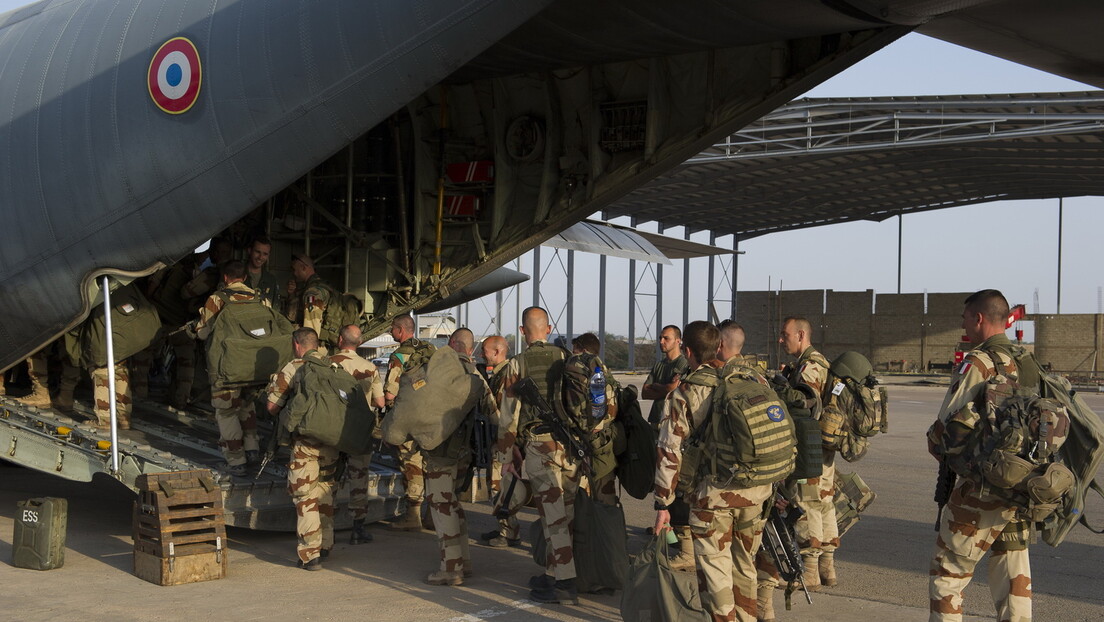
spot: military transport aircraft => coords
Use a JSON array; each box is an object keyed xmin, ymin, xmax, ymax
[{"xmin": 2, "ymin": 0, "xmax": 1102, "ymax": 528}]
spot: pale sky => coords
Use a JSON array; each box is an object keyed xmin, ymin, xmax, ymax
[{"xmin": 2, "ymin": 1, "xmax": 1099, "ymax": 341}]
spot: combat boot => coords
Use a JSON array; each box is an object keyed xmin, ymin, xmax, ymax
[
  {"xmin": 819, "ymin": 552, "xmax": 837, "ymax": 586},
  {"xmin": 20, "ymin": 380, "xmax": 51, "ymax": 408},
  {"xmin": 350, "ymin": 519, "xmax": 373, "ymax": 544},
  {"xmin": 529, "ymin": 578, "xmax": 579, "ymax": 605},
  {"xmin": 425, "ymin": 569, "xmax": 463, "ymax": 586},
  {"xmin": 801, "ymin": 554, "xmax": 822, "ymax": 592},
  {"xmin": 668, "ymin": 526, "xmax": 695, "ymax": 571},
  {"xmin": 389, "ymin": 500, "xmax": 423, "ymax": 531},
  {"xmin": 52, "ymin": 387, "xmax": 75, "ymax": 415},
  {"xmin": 757, "ymin": 585, "xmax": 775, "ymax": 622}
]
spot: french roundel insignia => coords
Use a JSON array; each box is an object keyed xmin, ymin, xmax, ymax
[
  {"xmin": 766, "ymin": 405, "xmax": 785, "ymax": 422},
  {"xmin": 148, "ymin": 37, "xmax": 202, "ymax": 114}
]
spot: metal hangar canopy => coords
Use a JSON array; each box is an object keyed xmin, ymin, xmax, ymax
[{"xmin": 605, "ymin": 91, "xmax": 1104, "ymax": 240}]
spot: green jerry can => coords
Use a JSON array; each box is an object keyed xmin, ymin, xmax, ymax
[{"xmin": 12, "ymin": 497, "xmax": 68, "ymax": 570}]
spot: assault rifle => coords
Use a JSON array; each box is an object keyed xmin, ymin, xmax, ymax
[
  {"xmin": 513, "ymin": 377, "xmax": 591, "ymax": 473},
  {"xmin": 761, "ymin": 493, "xmax": 812, "ymax": 610},
  {"xmin": 934, "ymin": 458, "xmax": 957, "ymax": 531}
]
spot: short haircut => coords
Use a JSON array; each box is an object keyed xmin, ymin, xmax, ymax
[
  {"xmin": 339, "ymin": 324, "xmax": 362, "ymax": 347},
  {"xmin": 783, "ymin": 316, "xmax": 812, "ymax": 337},
  {"xmin": 293, "ymin": 327, "xmax": 320, "ymax": 349},
  {"xmin": 571, "ymin": 332, "xmax": 601, "ymax": 355},
  {"xmin": 719, "ymin": 321, "xmax": 746, "ymax": 350},
  {"xmin": 449, "ymin": 327, "xmax": 475, "ymax": 353},
  {"xmin": 483, "ymin": 335, "xmax": 508, "ymax": 355},
  {"xmin": 522, "ymin": 306, "xmax": 550, "ymax": 331},
  {"xmin": 252, "ymin": 235, "xmax": 272, "ymax": 249},
  {"xmin": 291, "ymin": 253, "xmax": 314, "ymax": 269},
  {"xmin": 661, "ymin": 324, "xmax": 682, "ymax": 340},
  {"xmin": 683, "ymin": 321, "xmax": 720, "ymax": 362},
  {"xmin": 221, "ymin": 260, "xmax": 246, "ymax": 281},
  {"xmin": 392, "ymin": 314, "xmax": 415, "ymax": 333},
  {"xmin": 964, "ymin": 289, "xmax": 1010, "ymax": 325}
]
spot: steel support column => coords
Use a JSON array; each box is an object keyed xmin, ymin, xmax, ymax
[
  {"xmin": 599, "ymin": 255, "xmax": 607, "ymax": 359},
  {"xmin": 566, "ymin": 249, "xmax": 575, "ymax": 340}
]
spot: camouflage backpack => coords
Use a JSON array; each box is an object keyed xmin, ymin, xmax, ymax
[
  {"xmin": 281, "ymin": 355, "xmax": 375, "ymax": 454},
  {"xmin": 205, "ymin": 292, "xmax": 294, "ymax": 389},
  {"xmin": 312, "ymin": 279, "xmax": 362, "ymax": 344},
  {"xmin": 561, "ymin": 353, "xmax": 622, "ymax": 480},
  {"xmin": 820, "ymin": 351, "xmax": 888, "ymax": 462},
  {"xmin": 681, "ymin": 365, "xmax": 796, "ymax": 491},
  {"xmin": 957, "ymin": 347, "xmax": 1075, "ymax": 523},
  {"xmin": 78, "ymin": 283, "xmax": 162, "ymax": 368}
]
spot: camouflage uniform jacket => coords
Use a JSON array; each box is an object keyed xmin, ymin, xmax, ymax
[
  {"xmin": 488, "ymin": 360, "xmax": 509, "ymax": 406},
  {"xmin": 298, "ymin": 274, "xmax": 333, "ymax": 335},
  {"xmin": 266, "ymin": 349, "xmax": 327, "ymax": 410},
  {"xmin": 330, "ymin": 350, "xmax": 385, "ymax": 406},
  {"xmin": 791, "ymin": 346, "xmax": 830, "ymax": 395},
  {"xmin": 193, "ymin": 281, "xmax": 266, "ymax": 341},
  {"xmin": 654, "ymin": 360, "xmax": 774, "ymax": 510},
  {"xmin": 384, "ymin": 337, "xmax": 436, "ymax": 401},
  {"xmin": 927, "ymin": 334, "xmax": 1025, "ymax": 468}
]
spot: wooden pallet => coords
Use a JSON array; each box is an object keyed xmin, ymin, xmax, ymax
[{"xmin": 132, "ymin": 470, "xmax": 227, "ymax": 585}]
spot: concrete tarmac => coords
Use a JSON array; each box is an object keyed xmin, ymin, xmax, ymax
[{"xmin": 1, "ymin": 380, "xmax": 1102, "ymax": 621}]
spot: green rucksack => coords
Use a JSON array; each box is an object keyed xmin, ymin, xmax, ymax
[
  {"xmin": 79, "ymin": 283, "xmax": 162, "ymax": 368},
  {"xmin": 820, "ymin": 351, "xmax": 888, "ymax": 463},
  {"xmin": 281, "ymin": 355, "xmax": 376, "ymax": 454},
  {"xmin": 561, "ymin": 353, "xmax": 621, "ymax": 480},
  {"xmin": 312, "ymin": 280, "xmax": 362, "ymax": 344},
  {"xmin": 705, "ymin": 366, "xmax": 796, "ymax": 488},
  {"xmin": 530, "ymin": 489, "xmax": 629, "ymax": 594},
  {"xmin": 1037, "ymin": 373, "xmax": 1104, "ymax": 546},
  {"xmin": 205, "ymin": 293, "xmax": 294, "ymax": 389}
]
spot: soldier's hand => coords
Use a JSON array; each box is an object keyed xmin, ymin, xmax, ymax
[
  {"xmin": 654, "ymin": 509, "xmax": 671, "ymax": 537},
  {"xmin": 286, "ymin": 279, "xmax": 297, "ymax": 295},
  {"xmin": 501, "ymin": 461, "xmax": 519, "ymax": 479}
]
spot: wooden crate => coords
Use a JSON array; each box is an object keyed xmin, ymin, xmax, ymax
[
  {"xmin": 134, "ymin": 549, "xmax": 226, "ymax": 586},
  {"xmin": 132, "ymin": 470, "xmax": 228, "ymax": 585}
]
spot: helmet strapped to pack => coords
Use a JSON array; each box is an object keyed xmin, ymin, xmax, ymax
[{"xmin": 820, "ymin": 351, "xmax": 888, "ymax": 463}]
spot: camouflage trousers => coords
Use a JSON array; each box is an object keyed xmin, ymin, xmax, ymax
[
  {"xmin": 929, "ymin": 479, "xmax": 1032, "ymax": 622},
  {"xmin": 397, "ymin": 439, "xmax": 425, "ymax": 502},
  {"xmin": 288, "ymin": 437, "xmax": 339, "ymax": 563},
  {"xmin": 492, "ymin": 467, "xmax": 521, "ymax": 540},
  {"xmin": 211, "ymin": 388, "xmax": 259, "ymax": 467},
  {"xmin": 344, "ymin": 452, "xmax": 374, "ymax": 521},
  {"xmin": 792, "ymin": 461, "xmax": 839, "ymax": 558},
  {"xmin": 129, "ymin": 331, "xmax": 195, "ymax": 408},
  {"xmin": 691, "ymin": 485, "xmax": 773, "ymax": 622},
  {"xmin": 92, "ymin": 363, "xmax": 132, "ymax": 428},
  {"xmin": 526, "ymin": 433, "xmax": 581, "ymax": 581},
  {"xmin": 425, "ymin": 455, "xmax": 471, "ymax": 573}
]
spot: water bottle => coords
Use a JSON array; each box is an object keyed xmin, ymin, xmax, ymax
[{"xmin": 589, "ymin": 365, "xmax": 607, "ymax": 420}]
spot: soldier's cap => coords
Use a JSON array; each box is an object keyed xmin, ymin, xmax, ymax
[{"xmin": 291, "ymin": 253, "xmax": 315, "ymax": 268}]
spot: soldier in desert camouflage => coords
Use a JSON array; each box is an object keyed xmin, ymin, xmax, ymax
[
  {"xmin": 776, "ymin": 316, "xmax": 836, "ymax": 594},
  {"xmin": 653, "ymin": 321, "xmax": 775, "ymax": 622},
  {"xmin": 495, "ymin": 307, "xmax": 579, "ymax": 604},
  {"xmin": 329, "ymin": 324, "xmax": 386, "ymax": 545},
  {"xmin": 266, "ymin": 327, "xmax": 337, "ymax": 571},
  {"xmin": 191, "ymin": 260, "xmax": 265, "ymax": 476},
  {"xmin": 423, "ymin": 328, "xmax": 497, "ymax": 586},
  {"xmin": 927, "ymin": 290, "xmax": 1035, "ymax": 622},
  {"xmin": 383, "ymin": 314, "xmax": 434, "ymax": 531},
  {"xmin": 478, "ymin": 335, "xmax": 523, "ymax": 548}
]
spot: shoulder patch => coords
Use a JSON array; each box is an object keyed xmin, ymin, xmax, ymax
[
  {"xmin": 766, "ymin": 405, "xmax": 785, "ymax": 422},
  {"xmin": 958, "ymin": 361, "xmax": 972, "ymax": 376}
]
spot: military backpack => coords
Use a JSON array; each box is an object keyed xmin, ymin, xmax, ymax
[
  {"xmin": 707, "ymin": 365, "xmax": 797, "ymax": 487},
  {"xmin": 310, "ymin": 279, "xmax": 363, "ymax": 345},
  {"xmin": 820, "ymin": 351, "xmax": 889, "ymax": 463},
  {"xmin": 281, "ymin": 355, "xmax": 376, "ymax": 454},
  {"xmin": 561, "ymin": 352, "xmax": 623, "ymax": 481},
  {"xmin": 78, "ymin": 283, "xmax": 162, "ymax": 369},
  {"xmin": 954, "ymin": 346, "xmax": 1075, "ymax": 524},
  {"xmin": 205, "ymin": 292, "xmax": 294, "ymax": 389},
  {"xmin": 614, "ymin": 385, "xmax": 657, "ymax": 500}
]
